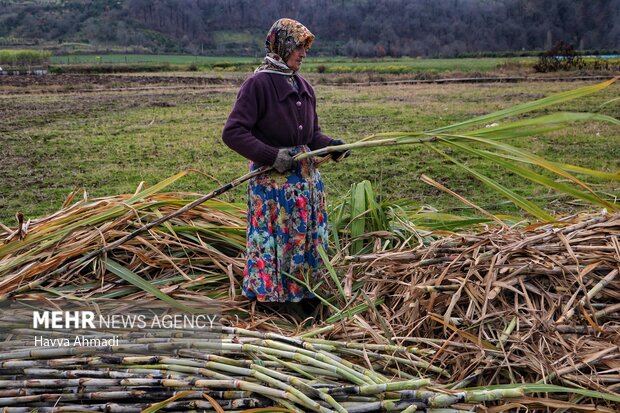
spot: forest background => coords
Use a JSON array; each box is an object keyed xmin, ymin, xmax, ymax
[{"xmin": 1, "ymin": 0, "xmax": 619, "ymax": 58}]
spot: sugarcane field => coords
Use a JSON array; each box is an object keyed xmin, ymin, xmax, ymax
[{"xmin": 2, "ymin": 5, "xmax": 620, "ymax": 411}]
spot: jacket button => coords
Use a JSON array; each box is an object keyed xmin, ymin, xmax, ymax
[
  {"xmin": 296, "ymin": 101, "xmax": 302, "ymax": 107},
  {"xmin": 298, "ymin": 125, "xmax": 303, "ymax": 131}
]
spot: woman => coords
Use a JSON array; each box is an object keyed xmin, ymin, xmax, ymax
[{"xmin": 222, "ymin": 18, "xmax": 348, "ymax": 303}]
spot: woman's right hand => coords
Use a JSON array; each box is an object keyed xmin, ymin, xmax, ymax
[
  {"xmin": 329, "ymin": 139, "xmax": 351, "ymax": 162},
  {"xmin": 273, "ymin": 148, "xmax": 295, "ymax": 173}
]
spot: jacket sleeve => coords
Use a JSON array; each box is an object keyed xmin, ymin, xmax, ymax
[{"xmin": 222, "ymin": 76, "xmax": 280, "ymax": 166}]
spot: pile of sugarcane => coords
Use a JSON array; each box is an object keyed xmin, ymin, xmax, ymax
[
  {"xmin": 0, "ymin": 179, "xmax": 248, "ymax": 306},
  {"xmin": 337, "ymin": 212, "xmax": 620, "ymax": 393},
  {"xmin": 2, "ymin": 186, "xmax": 620, "ymax": 410},
  {"xmin": 2, "ymin": 324, "xmax": 619, "ymax": 412}
]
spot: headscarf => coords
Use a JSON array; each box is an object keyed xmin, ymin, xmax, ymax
[{"xmin": 255, "ymin": 18, "xmax": 315, "ymax": 76}]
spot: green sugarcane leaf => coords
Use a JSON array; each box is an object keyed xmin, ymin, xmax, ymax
[
  {"xmin": 468, "ymin": 124, "xmax": 567, "ymax": 140},
  {"xmin": 430, "ymin": 77, "xmax": 618, "ymax": 133},
  {"xmin": 467, "ymin": 383, "xmax": 620, "ymax": 403},
  {"xmin": 125, "ymin": 170, "xmax": 190, "ymax": 204},
  {"xmin": 556, "ymin": 163, "xmax": 620, "ymax": 181},
  {"xmin": 105, "ymin": 258, "xmax": 198, "ymax": 313},
  {"xmin": 429, "ymin": 145, "xmax": 555, "ymax": 221},
  {"xmin": 440, "ymin": 135, "xmax": 618, "ymax": 210},
  {"xmin": 364, "ymin": 181, "xmax": 391, "ymax": 232},
  {"xmin": 318, "ymin": 244, "xmax": 345, "ymax": 300},
  {"xmin": 480, "ymin": 151, "xmax": 620, "ymax": 181},
  {"xmin": 468, "ymin": 112, "xmax": 620, "ymax": 138},
  {"xmin": 298, "ymin": 78, "xmax": 618, "ymax": 164},
  {"xmin": 350, "ymin": 181, "xmax": 367, "ymax": 255},
  {"xmin": 444, "ymin": 140, "xmax": 613, "ymax": 209},
  {"xmin": 412, "ymin": 217, "xmax": 493, "ymax": 231},
  {"xmin": 326, "ymin": 296, "xmax": 385, "ymax": 324}
]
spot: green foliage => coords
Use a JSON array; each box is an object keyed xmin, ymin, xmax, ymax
[
  {"xmin": 329, "ymin": 180, "xmax": 430, "ymax": 256},
  {"xmin": 1, "ymin": 1, "xmax": 619, "ymax": 58},
  {"xmin": 533, "ymin": 41, "xmax": 585, "ymax": 72},
  {"xmin": 49, "ymin": 54, "xmax": 535, "ymax": 74},
  {"xmin": 0, "ymin": 49, "xmax": 51, "ymax": 67},
  {"xmin": 50, "ymin": 53, "xmax": 259, "ymax": 71}
]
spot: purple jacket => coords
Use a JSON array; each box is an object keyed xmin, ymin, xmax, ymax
[{"xmin": 222, "ymin": 72, "xmax": 334, "ymax": 166}]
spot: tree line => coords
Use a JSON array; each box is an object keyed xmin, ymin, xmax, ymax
[{"xmin": 0, "ymin": 0, "xmax": 618, "ymax": 57}]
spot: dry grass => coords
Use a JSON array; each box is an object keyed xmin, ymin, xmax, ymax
[{"xmin": 335, "ymin": 212, "xmax": 620, "ymax": 392}]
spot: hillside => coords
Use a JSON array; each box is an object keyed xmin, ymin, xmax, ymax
[{"xmin": 0, "ymin": 0, "xmax": 618, "ymax": 57}]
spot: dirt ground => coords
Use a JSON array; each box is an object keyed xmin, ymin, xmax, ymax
[{"xmin": 0, "ymin": 73, "xmax": 242, "ymax": 95}]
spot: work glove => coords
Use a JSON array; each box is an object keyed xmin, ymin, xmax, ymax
[
  {"xmin": 272, "ymin": 148, "xmax": 295, "ymax": 173},
  {"xmin": 329, "ymin": 139, "xmax": 351, "ymax": 162}
]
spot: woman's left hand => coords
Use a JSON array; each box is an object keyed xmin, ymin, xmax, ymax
[{"xmin": 329, "ymin": 139, "xmax": 351, "ymax": 162}]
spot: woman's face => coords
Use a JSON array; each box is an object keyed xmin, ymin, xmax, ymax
[{"xmin": 285, "ymin": 45, "xmax": 307, "ymax": 71}]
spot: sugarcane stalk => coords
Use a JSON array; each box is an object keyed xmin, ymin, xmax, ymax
[
  {"xmin": 21, "ymin": 367, "xmax": 139, "ymax": 379},
  {"xmin": 336, "ymin": 398, "xmax": 427, "ymax": 412},
  {"xmin": 258, "ymin": 352, "xmax": 316, "ymax": 380},
  {"xmin": 449, "ymin": 315, "xmax": 518, "ymax": 389},
  {"xmin": 303, "ymin": 338, "xmax": 432, "ymax": 356},
  {"xmin": 159, "ymin": 397, "xmax": 271, "ymax": 410},
  {"xmin": 556, "ymin": 269, "xmax": 619, "ymax": 324},
  {"xmin": 335, "ymin": 348, "xmax": 449, "ymax": 378},
  {"xmin": 220, "ymin": 326, "xmax": 341, "ymax": 351},
  {"xmin": 251, "ymin": 363, "xmax": 347, "ymax": 413},
  {"xmin": 295, "ymin": 134, "xmax": 434, "ymax": 160},
  {"xmin": 260, "ymin": 340, "xmax": 381, "ymax": 384},
  {"xmin": 324, "ymin": 379, "xmax": 431, "ymax": 396},
  {"xmin": 0, "ymin": 390, "xmax": 225, "ymax": 406},
  {"xmin": 466, "ymin": 387, "xmax": 525, "ymax": 402},
  {"xmin": 176, "ymin": 349, "xmax": 281, "ymax": 369},
  {"xmin": 297, "ymin": 324, "xmax": 335, "ymax": 338},
  {"xmin": 593, "ymin": 301, "xmax": 620, "ymax": 319},
  {"xmin": 0, "ymin": 378, "xmax": 192, "ymax": 389},
  {"xmin": 241, "ymin": 343, "xmax": 371, "ymax": 386},
  {"xmin": 401, "ymin": 403, "xmax": 424, "ymax": 413},
  {"xmin": 160, "ymin": 397, "xmax": 271, "ymax": 410},
  {"xmin": 0, "ymin": 389, "xmax": 255, "ymax": 405},
  {"xmin": 0, "ymin": 406, "xmax": 141, "ymax": 413},
  {"xmin": 247, "ymin": 368, "xmax": 330, "ymax": 413},
  {"xmin": 143, "ymin": 359, "xmax": 326, "ymax": 412},
  {"xmin": 65, "ymin": 357, "xmax": 326, "ymax": 413},
  {"xmin": 1, "ymin": 401, "xmax": 269, "ymax": 413},
  {"xmin": 131, "ymin": 362, "xmax": 234, "ymax": 380},
  {"xmin": 427, "ymin": 387, "xmax": 524, "ymax": 406}
]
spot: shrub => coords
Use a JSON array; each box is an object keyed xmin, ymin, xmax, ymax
[
  {"xmin": 533, "ymin": 41, "xmax": 585, "ymax": 72},
  {"xmin": 0, "ymin": 49, "xmax": 51, "ymax": 67}
]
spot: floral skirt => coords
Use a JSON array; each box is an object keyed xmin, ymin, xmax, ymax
[{"xmin": 243, "ymin": 146, "xmax": 328, "ymax": 302}]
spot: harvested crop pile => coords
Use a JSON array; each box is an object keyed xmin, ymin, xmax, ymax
[
  {"xmin": 1, "ymin": 184, "xmax": 619, "ymax": 411},
  {"xmin": 0, "ymin": 176, "xmax": 248, "ymax": 306},
  {"xmin": 0, "ymin": 322, "xmax": 618, "ymax": 412},
  {"xmin": 340, "ymin": 213, "xmax": 620, "ymax": 392}
]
